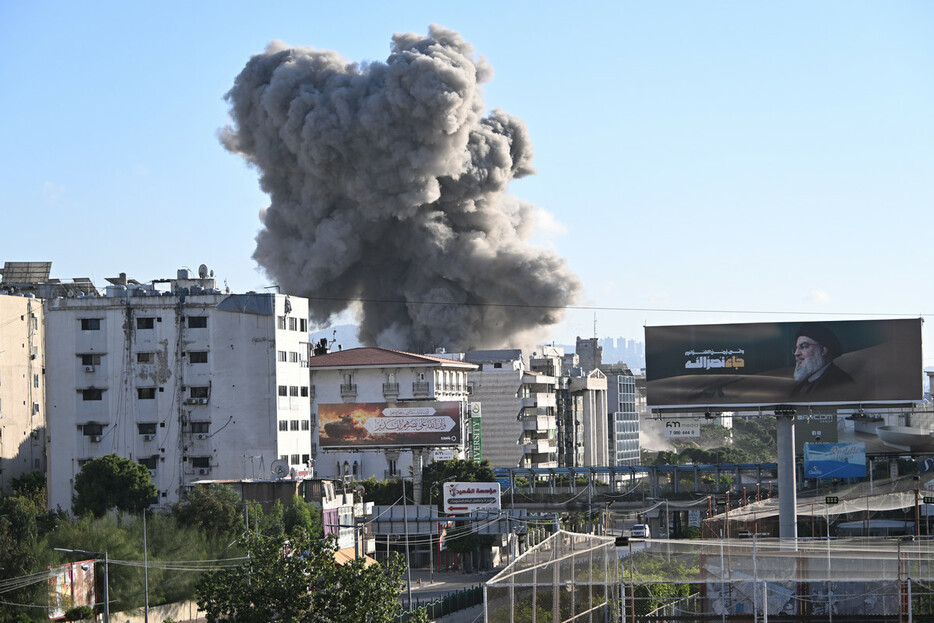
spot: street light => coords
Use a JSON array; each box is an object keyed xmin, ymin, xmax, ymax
[{"xmin": 54, "ymin": 548, "xmax": 109, "ymax": 623}]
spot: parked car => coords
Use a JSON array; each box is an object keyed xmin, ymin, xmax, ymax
[{"xmin": 631, "ymin": 524, "xmax": 650, "ymax": 538}]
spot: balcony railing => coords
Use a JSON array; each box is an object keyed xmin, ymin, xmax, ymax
[
  {"xmin": 340, "ymin": 383, "xmax": 357, "ymax": 398},
  {"xmin": 412, "ymin": 381, "xmax": 430, "ymax": 395},
  {"xmin": 382, "ymin": 382, "xmax": 400, "ymax": 396}
]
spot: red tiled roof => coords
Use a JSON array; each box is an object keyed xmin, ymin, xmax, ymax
[{"xmin": 306, "ymin": 347, "xmax": 476, "ymax": 370}]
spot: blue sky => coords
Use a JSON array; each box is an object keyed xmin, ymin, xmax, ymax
[{"xmin": 2, "ymin": 2, "xmax": 932, "ymax": 360}]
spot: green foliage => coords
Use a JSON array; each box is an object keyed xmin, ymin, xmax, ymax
[
  {"xmin": 63, "ymin": 605, "xmax": 94, "ymax": 621},
  {"xmin": 197, "ymin": 530, "xmax": 407, "ymax": 623},
  {"xmin": 282, "ymin": 494, "xmax": 322, "ymax": 536},
  {"xmin": 72, "ymin": 454, "xmax": 158, "ymax": 517},
  {"xmin": 10, "ymin": 471, "xmax": 46, "ymax": 508},
  {"xmin": 421, "ymin": 458, "xmax": 497, "ymax": 506},
  {"xmin": 172, "ymin": 483, "xmax": 244, "ymax": 541},
  {"xmin": 359, "ymin": 477, "xmax": 404, "ymax": 505}
]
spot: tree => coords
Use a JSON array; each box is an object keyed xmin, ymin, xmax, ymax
[
  {"xmin": 173, "ymin": 483, "xmax": 244, "ymax": 540},
  {"xmin": 197, "ymin": 530, "xmax": 413, "ymax": 623},
  {"xmin": 72, "ymin": 454, "xmax": 157, "ymax": 517},
  {"xmin": 283, "ymin": 494, "xmax": 322, "ymax": 536},
  {"xmin": 421, "ymin": 458, "xmax": 497, "ymax": 506}
]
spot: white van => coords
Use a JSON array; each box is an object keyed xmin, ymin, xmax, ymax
[{"xmin": 631, "ymin": 524, "xmax": 650, "ymax": 538}]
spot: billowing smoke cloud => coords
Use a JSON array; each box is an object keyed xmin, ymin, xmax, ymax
[{"xmin": 222, "ymin": 25, "xmax": 582, "ymax": 352}]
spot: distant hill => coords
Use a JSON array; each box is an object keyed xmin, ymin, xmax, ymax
[{"xmin": 309, "ymin": 324, "xmax": 361, "ymax": 351}]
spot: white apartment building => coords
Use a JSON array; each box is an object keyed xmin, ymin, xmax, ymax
[
  {"xmin": 45, "ymin": 268, "xmax": 311, "ymax": 510},
  {"xmin": 308, "ymin": 347, "xmax": 476, "ymax": 491},
  {"xmin": 0, "ymin": 292, "xmax": 45, "ymax": 493}
]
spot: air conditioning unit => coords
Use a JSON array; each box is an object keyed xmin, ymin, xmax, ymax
[
  {"xmin": 143, "ymin": 434, "xmax": 154, "ymax": 441},
  {"xmin": 196, "ymin": 433, "xmax": 207, "ymax": 440},
  {"xmin": 148, "ymin": 470, "xmax": 157, "ymax": 478},
  {"xmin": 198, "ymin": 468, "xmax": 210, "ymax": 475},
  {"xmin": 199, "ymin": 397, "xmax": 208, "ymax": 405},
  {"xmin": 90, "ymin": 435, "xmax": 101, "ymax": 443},
  {"xmin": 83, "ymin": 365, "xmax": 95, "ymax": 373}
]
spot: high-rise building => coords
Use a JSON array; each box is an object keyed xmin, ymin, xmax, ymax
[{"xmin": 45, "ymin": 268, "xmax": 311, "ymax": 510}]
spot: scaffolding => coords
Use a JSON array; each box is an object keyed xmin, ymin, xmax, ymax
[{"xmin": 485, "ymin": 531, "xmax": 934, "ymax": 622}]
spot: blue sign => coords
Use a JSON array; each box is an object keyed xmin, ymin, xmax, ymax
[{"xmin": 804, "ymin": 442, "xmax": 866, "ymax": 479}]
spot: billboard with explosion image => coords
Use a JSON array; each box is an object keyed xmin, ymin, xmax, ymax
[{"xmin": 318, "ymin": 401, "xmax": 463, "ymax": 448}]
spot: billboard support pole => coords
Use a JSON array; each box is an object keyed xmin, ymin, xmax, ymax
[{"xmin": 775, "ymin": 406, "xmax": 798, "ymax": 540}]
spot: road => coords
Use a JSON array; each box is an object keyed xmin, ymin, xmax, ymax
[{"xmin": 402, "ymin": 568, "xmax": 495, "ymax": 606}]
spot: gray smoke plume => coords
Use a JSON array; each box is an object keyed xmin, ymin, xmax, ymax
[{"xmin": 222, "ymin": 25, "xmax": 582, "ymax": 352}]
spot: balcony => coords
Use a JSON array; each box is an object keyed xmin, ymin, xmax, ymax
[
  {"xmin": 521, "ymin": 415, "xmax": 556, "ymax": 431},
  {"xmin": 340, "ymin": 383, "xmax": 357, "ymax": 399},
  {"xmin": 412, "ymin": 381, "xmax": 430, "ymax": 396},
  {"xmin": 382, "ymin": 382, "xmax": 399, "ymax": 397},
  {"xmin": 522, "ymin": 439, "xmax": 557, "ymax": 455},
  {"xmin": 520, "ymin": 393, "xmax": 556, "ymax": 409}
]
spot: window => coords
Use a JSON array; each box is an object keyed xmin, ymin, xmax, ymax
[
  {"xmin": 289, "ymin": 351, "xmax": 299, "ymax": 362},
  {"xmin": 80, "ymin": 318, "xmax": 101, "ymax": 331},
  {"xmin": 290, "ymin": 454, "xmax": 300, "ymax": 465},
  {"xmin": 289, "ymin": 386, "xmax": 299, "ymax": 397},
  {"xmin": 290, "ymin": 420, "xmax": 299, "ymax": 431},
  {"xmin": 278, "ymin": 420, "xmax": 288, "ymax": 431},
  {"xmin": 288, "ymin": 317, "xmax": 297, "ymax": 331},
  {"xmin": 136, "ymin": 317, "xmax": 155, "ymax": 330},
  {"xmin": 277, "ymin": 316, "xmax": 287, "ymax": 330},
  {"xmin": 190, "ymin": 456, "xmax": 210, "ymax": 469},
  {"xmin": 277, "ymin": 350, "xmax": 287, "ymax": 362},
  {"xmin": 300, "ymin": 319, "xmax": 308, "ymax": 332},
  {"xmin": 280, "ymin": 455, "xmax": 288, "ymax": 463},
  {"xmin": 301, "ymin": 454, "xmax": 310, "ymax": 465},
  {"xmin": 187, "ymin": 316, "xmax": 207, "ymax": 329},
  {"xmin": 190, "ymin": 421, "xmax": 210, "ymax": 434},
  {"xmin": 301, "ymin": 419, "xmax": 310, "ymax": 431},
  {"xmin": 189, "ymin": 351, "xmax": 208, "ymax": 364},
  {"xmin": 79, "ymin": 354, "xmax": 102, "ymax": 366},
  {"xmin": 278, "ymin": 385, "xmax": 287, "ymax": 397},
  {"xmin": 138, "ymin": 456, "xmax": 158, "ymax": 469},
  {"xmin": 137, "ymin": 352, "xmax": 154, "ymax": 364},
  {"xmin": 82, "ymin": 423, "xmax": 103, "ymax": 436},
  {"xmin": 138, "ymin": 423, "xmax": 157, "ymax": 435},
  {"xmin": 33, "ymin": 374, "xmax": 39, "ymax": 388},
  {"xmin": 190, "ymin": 386, "xmax": 209, "ymax": 399},
  {"xmin": 137, "ymin": 387, "xmax": 156, "ymax": 400},
  {"xmin": 300, "ymin": 386, "xmax": 309, "ymax": 397},
  {"xmin": 81, "ymin": 388, "xmax": 103, "ymax": 401}
]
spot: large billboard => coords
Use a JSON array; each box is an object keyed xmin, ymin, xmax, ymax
[
  {"xmin": 646, "ymin": 318, "xmax": 921, "ymax": 409},
  {"xmin": 803, "ymin": 442, "xmax": 867, "ymax": 479},
  {"xmin": 318, "ymin": 401, "xmax": 463, "ymax": 448}
]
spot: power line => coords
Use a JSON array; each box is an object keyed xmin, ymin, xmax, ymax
[{"xmin": 307, "ymin": 295, "xmax": 928, "ymax": 319}]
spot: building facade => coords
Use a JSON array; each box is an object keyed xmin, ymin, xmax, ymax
[
  {"xmin": 0, "ymin": 292, "xmax": 46, "ymax": 493},
  {"xmin": 308, "ymin": 347, "xmax": 476, "ymax": 494},
  {"xmin": 45, "ymin": 269, "xmax": 311, "ymax": 510}
]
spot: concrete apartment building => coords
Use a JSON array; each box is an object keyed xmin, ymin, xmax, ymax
[
  {"xmin": 465, "ymin": 346, "xmax": 608, "ymax": 469},
  {"xmin": 576, "ymin": 337, "xmax": 638, "ymax": 466},
  {"xmin": 44, "ymin": 267, "xmax": 312, "ymax": 510},
  {"xmin": 465, "ymin": 349, "xmax": 559, "ymax": 469},
  {"xmin": 0, "ymin": 287, "xmax": 45, "ymax": 493},
  {"xmin": 307, "ymin": 346, "xmax": 477, "ymax": 494}
]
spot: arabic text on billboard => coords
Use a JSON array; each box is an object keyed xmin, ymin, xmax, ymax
[
  {"xmin": 803, "ymin": 442, "xmax": 867, "ymax": 479},
  {"xmin": 645, "ymin": 318, "xmax": 922, "ymax": 409},
  {"xmin": 318, "ymin": 401, "xmax": 462, "ymax": 448}
]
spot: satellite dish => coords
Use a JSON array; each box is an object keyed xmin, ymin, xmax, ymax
[
  {"xmin": 198, "ymin": 264, "xmax": 209, "ymax": 279},
  {"xmin": 271, "ymin": 459, "xmax": 289, "ymax": 479}
]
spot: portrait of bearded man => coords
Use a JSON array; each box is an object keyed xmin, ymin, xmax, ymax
[{"xmin": 791, "ymin": 322, "xmax": 854, "ymax": 395}]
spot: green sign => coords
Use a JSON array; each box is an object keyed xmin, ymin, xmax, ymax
[
  {"xmin": 923, "ymin": 496, "xmax": 934, "ymax": 505},
  {"xmin": 470, "ymin": 402, "xmax": 482, "ymax": 460},
  {"xmin": 825, "ymin": 496, "xmax": 839, "ymax": 505}
]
